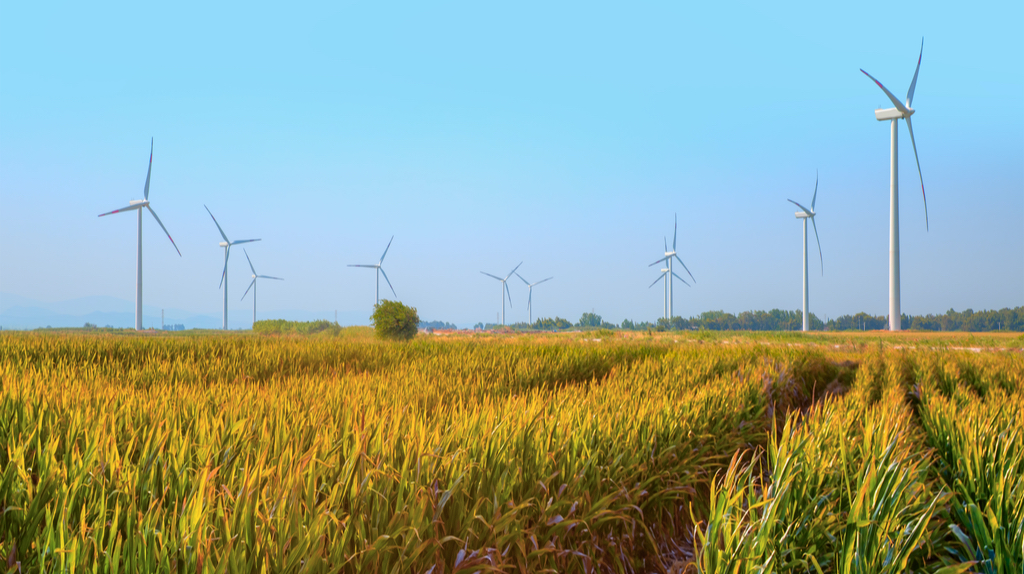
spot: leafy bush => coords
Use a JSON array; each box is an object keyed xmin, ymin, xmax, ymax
[
  {"xmin": 371, "ymin": 300, "xmax": 419, "ymax": 341},
  {"xmin": 253, "ymin": 319, "xmax": 341, "ymax": 336}
]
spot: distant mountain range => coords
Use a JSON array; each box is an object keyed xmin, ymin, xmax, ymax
[{"xmin": 0, "ymin": 292, "xmax": 370, "ymax": 330}]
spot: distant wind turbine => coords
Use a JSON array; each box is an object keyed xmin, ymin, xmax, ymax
[
  {"xmin": 515, "ymin": 272, "xmax": 552, "ymax": 325},
  {"xmin": 788, "ymin": 172, "xmax": 823, "ymax": 332},
  {"xmin": 481, "ymin": 262, "xmax": 522, "ymax": 326},
  {"xmin": 648, "ymin": 214, "xmax": 694, "ymax": 320},
  {"xmin": 98, "ymin": 138, "xmax": 181, "ymax": 331},
  {"xmin": 348, "ymin": 236, "xmax": 396, "ymax": 306},
  {"xmin": 204, "ymin": 205, "xmax": 260, "ymax": 330},
  {"xmin": 861, "ymin": 38, "xmax": 929, "ymax": 331},
  {"xmin": 241, "ymin": 248, "xmax": 283, "ymax": 325}
]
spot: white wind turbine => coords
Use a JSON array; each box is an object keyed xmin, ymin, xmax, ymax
[
  {"xmin": 241, "ymin": 248, "xmax": 283, "ymax": 325},
  {"xmin": 98, "ymin": 138, "xmax": 181, "ymax": 330},
  {"xmin": 204, "ymin": 205, "xmax": 260, "ymax": 330},
  {"xmin": 861, "ymin": 38, "xmax": 929, "ymax": 331},
  {"xmin": 348, "ymin": 236, "xmax": 396, "ymax": 306},
  {"xmin": 788, "ymin": 172, "xmax": 823, "ymax": 332},
  {"xmin": 515, "ymin": 272, "xmax": 552, "ymax": 325},
  {"xmin": 648, "ymin": 214, "xmax": 695, "ymax": 320},
  {"xmin": 481, "ymin": 262, "xmax": 522, "ymax": 326}
]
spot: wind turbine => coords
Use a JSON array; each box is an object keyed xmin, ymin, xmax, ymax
[
  {"xmin": 204, "ymin": 205, "xmax": 260, "ymax": 330},
  {"xmin": 481, "ymin": 262, "xmax": 521, "ymax": 326},
  {"xmin": 515, "ymin": 272, "xmax": 552, "ymax": 325},
  {"xmin": 98, "ymin": 138, "xmax": 181, "ymax": 330},
  {"xmin": 648, "ymin": 214, "xmax": 695, "ymax": 320},
  {"xmin": 241, "ymin": 248, "xmax": 283, "ymax": 325},
  {"xmin": 348, "ymin": 236, "xmax": 396, "ymax": 306},
  {"xmin": 788, "ymin": 172, "xmax": 823, "ymax": 332},
  {"xmin": 861, "ymin": 38, "xmax": 929, "ymax": 331}
]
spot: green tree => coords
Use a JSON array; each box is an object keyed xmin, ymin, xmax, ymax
[
  {"xmin": 371, "ymin": 300, "xmax": 420, "ymax": 341},
  {"xmin": 577, "ymin": 312, "xmax": 602, "ymax": 328}
]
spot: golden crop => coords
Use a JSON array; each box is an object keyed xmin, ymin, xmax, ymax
[{"xmin": 1, "ymin": 331, "xmax": 1021, "ymax": 573}]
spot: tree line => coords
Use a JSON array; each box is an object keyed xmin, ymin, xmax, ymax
[{"xmin": 510, "ymin": 306, "xmax": 1024, "ymax": 332}]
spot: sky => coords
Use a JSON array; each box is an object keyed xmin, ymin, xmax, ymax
[{"xmin": 1, "ymin": 0, "xmax": 1022, "ymax": 328}]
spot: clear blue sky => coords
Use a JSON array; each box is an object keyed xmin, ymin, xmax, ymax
[{"xmin": 2, "ymin": 1, "xmax": 1021, "ymax": 327}]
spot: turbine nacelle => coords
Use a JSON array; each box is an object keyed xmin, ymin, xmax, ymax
[
  {"xmin": 219, "ymin": 241, "xmax": 229, "ymax": 247},
  {"xmin": 129, "ymin": 199, "xmax": 148, "ymax": 206},
  {"xmin": 874, "ymin": 107, "xmax": 914, "ymax": 121},
  {"xmin": 795, "ymin": 211, "xmax": 814, "ymax": 219}
]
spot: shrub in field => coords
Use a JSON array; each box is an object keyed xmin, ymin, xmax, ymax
[
  {"xmin": 371, "ymin": 299, "xmax": 419, "ymax": 340},
  {"xmin": 253, "ymin": 319, "xmax": 340, "ymax": 335}
]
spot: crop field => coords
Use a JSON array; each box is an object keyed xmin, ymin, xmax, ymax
[{"xmin": 1, "ymin": 330, "xmax": 1022, "ymax": 573}]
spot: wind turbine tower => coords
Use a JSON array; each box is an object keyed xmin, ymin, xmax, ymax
[
  {"xmin": 348, "ymin": 236, "xmax": 396, "ymax": 306},
  {"xmin": 481, "ymin": 262, "xmax": 521, "ymax": 326},
  {"xmin": 649, "ymin": 214, "xmax": 695, "ymax": 320},
  {"xmin": 241, "ymin": 249, "xmax": 283, "ymax": 325},
  {"xmin": 861, "ymin": 38, "xmax": 929, "ymax": 331},
  {"xmin": 648, "ymin": 267, "xmax": 671, "ymax": 319},
  {"xmin": 788, "ymin": 172, "xmax": 823, "ymax": 332},
  {"xmin": 98, "ymin": 138, "xmax": 181, "ymax": 330},
  {"xmin": 204, "ymin": 205, "xmax": 261, "ymax": 330}
]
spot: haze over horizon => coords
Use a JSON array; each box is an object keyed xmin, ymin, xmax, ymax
[{"xmin": 2, "ymin": 1, "xmax": 1021, "ymax": 329}]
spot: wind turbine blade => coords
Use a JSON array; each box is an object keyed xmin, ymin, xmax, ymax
[
  {"xmin": 98, "ymin": 204, "xmax": 143, "ymax": 217},
  {"xmin": 379, "ymin": 235, "xmax": 394, "ymax": 264},
  {"xmin": 673, "ymin": 213, "xmax": 677, "ymax": 251},
  {"xmin": 515, "ymin": 272, "xmax": 530, "ymax": 286},
  {"xmin": 481, "ymin": 271, "xmax": 503, "ymax": 281},
  {"xmin": 505, "ymin": 261, "xmax": 523, "ymax": 280},
  {"xmin": 787, "ymin": 198, "xmax": 813, "ymax": 215},
  {"xmin": 244, "ymin": 248, "xmax": 257, "ymax": 275},
  {"xmin": 380, "ymin": 267, "xmax": 396, "ymax": 298},
  {"xmin": 905, "ymin": 115, "xmax": 929, "ymax": 231},
  {"xmin": 146, "ymin": 206, "xmax": 181, "ymax": 256},
  {"xmin": 535, "ymin": 277, "xmax": 553, "ymax": 286},
  {"xmin": 241, "ymin": 278, "xmax": 256, "ymax": 300},
  {"xmin": 204, "ymin": 205, "xmax": 230, "ymax": 243},
  {"xmin": 811, "ymin": 170, "xmax": 818, "ymax": 210},
  {"xmin": 143, "ymin": 138, "xmax": 153, "ymax": 200},
  {"xmin": 664, "ymin": 237, "xmax": 668, "ymax": 252},
  {"xmin": 259, "ymin": 275, "xmax": 284, "ymax": 281},
  {"xmin": 219, "ymin": 247, "xmax": 230, "ymax": 289},
  {"xmin": 907, "ymin": 38, "xmax": 923, "ymax": 107},
  {"xmin": 230, "ymin": 239, "xmax": 261, "ymax": 246},
  {"xmin": 504, "ymin": 281, "xmax": 513, "ymax": 308},
  {"xmin": 649, "ymin": 256, "xmax": 668, "ymax": 267},
  {"xmin": 671, "ymin": 271, "xmax": 691, "ymax": 287},
  {"xmin": 648, "ymin": 272, "xmax": 667, "ymax": 288},
  {"xmin": 674, "ymin": 254, "xmax": 695, "ymax": 283},
  {"xmin": 811, "ymin": 216, "xmax": 823, "ymax": 275},
  {"xmin": 349, "ymin": 264, "xmax": 377, "ymax": 268},
  {"xmin": 860, "ymin": 69, "xmax": 910, "ymax": 114}
]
